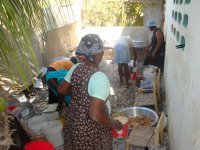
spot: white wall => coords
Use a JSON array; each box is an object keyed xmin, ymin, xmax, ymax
[
  {"xmin": 78, "ymin": 26, "xmax": 150, "ymax": 46},
  {"xmin": 164, "ymin": 0, "xmax": 200, "ymax": 150}
]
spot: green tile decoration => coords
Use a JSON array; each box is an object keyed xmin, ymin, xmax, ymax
[
  {"xmin": 180, "ymin": 36, "xmax": 185, "ymax": 50},
  {"xmin": 183, "ymin": 14, "xmax": 188, "ymax": 27},
  {"xmin": 178, "ymin": 12, "xmax": 182, "ymax": 24},
  {"xmin": 185, "ymin": 0, "xmax": 191, "ymax": 4},
  {"xmin": 176, "ymin": 31, "xmax": 180, "ymax": 42},
  {"xmin": 174, "ymin": 28, "xmax": 176, "ymax": 36},
  {"xmin": 175, "ymin": 11, "xmax": 178, "ymax": 21}
]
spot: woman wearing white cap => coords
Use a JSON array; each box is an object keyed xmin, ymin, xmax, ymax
[{"xmin": 143, "ymin": 20, "xmax": 165, "ymax": 72}]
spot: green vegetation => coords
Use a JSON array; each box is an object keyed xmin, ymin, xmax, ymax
[
  {"xmin": 0, "ymin": 0, "xmax": 44, "ymax": 86},
  {"xmin": 0, "ymin": 0, "xmax": 59, "ymax": 87},
  {"xmin": 82, "ymin": 0, "xmax": 160, "ymax": 26},
  {"xmin": 82, "ymin": 0, "xmax": 145, "ymax": 26}
]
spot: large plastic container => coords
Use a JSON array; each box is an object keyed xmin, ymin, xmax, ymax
[
  {"xmin": 42, "ymin": 111, "xmax": 59, "ymax": 122},
  {"xmin": 41, "ymin": 120, "xmax": 64, "ymax": 148},
  {"xmin": 28, "ymin": 115, "xmax": 48, "ymax": 135},
  {"xmin": 130, "ymin": 73, "xmax": 136, "ymax": 80}
]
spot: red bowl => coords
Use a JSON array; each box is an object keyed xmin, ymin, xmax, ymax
[
  {"xmin": 112, "ymin": 122, "xmax": 129, "ymax": 138},
  {"xmin": 130, "ymin": 73, "xmax": 136, "ymax": 80}
]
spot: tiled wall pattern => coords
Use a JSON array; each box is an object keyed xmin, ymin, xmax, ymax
[{"xmin": 171, "ymin": 0, "xmax": 190, "ymax": 50}]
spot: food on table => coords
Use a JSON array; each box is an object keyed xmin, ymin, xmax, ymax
[{"xmin": 128, "ymin": 116, "xmax": 153, "ymax": 128}]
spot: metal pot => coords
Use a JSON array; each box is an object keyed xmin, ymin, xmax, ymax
[
  {"xmin": 117, "ymin": 106, "xmax": 158, "ymax": 127},
  {"xmin": 132, "ymin": 40, "xmax": 147, "ymax": 48}
]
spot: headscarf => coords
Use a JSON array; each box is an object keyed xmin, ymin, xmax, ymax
[{"xmin": 75, "ymin": 34, "xmax": 104, "ymax": 63}]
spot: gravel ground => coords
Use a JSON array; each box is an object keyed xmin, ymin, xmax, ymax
[{"xmin": 105, "ymin": 62, "xmax": 169, "ymax": 150}]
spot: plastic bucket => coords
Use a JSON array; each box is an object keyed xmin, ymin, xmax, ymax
[
  {"xmin": 28, "ymin": 115, "xmax": 48, "ymax": 135},
  {"xmin": 130, "ymin": 73, "xmax": 136, "ymax": 80},
  {"xmin": 24, "ymin": 141, "xmax": 54, "ymax": 150},
  {"xmin": 41, "ymin": 120, "xmax": 64, "ymax": 148},
  {"xmin": 42, "ymin": 111, "xmax": 59, "ymax": 122},
  {"xmin": 111, "ymin": 112, "xmax": 129, "ymax": 138}
]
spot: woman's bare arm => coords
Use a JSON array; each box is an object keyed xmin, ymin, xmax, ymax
[
  {"xmin": 58, "ymin": 80, "xmax": 71, "ymax": 96},
  {"xmin": 89, "ymin": 97, "xmax": 123, "ymax": 130}
]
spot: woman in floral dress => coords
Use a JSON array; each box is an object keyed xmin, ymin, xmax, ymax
[{"xmin": 58, "ymin": 34, "xmax": 123, "ymax": 150}]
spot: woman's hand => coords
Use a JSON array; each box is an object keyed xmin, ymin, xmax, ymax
[
  {"xmin": 89, "ymin": 98, "xmax": 124, "ymax": 129},
  {"xmin": 144, "ymin": 47, "xmax": 149, "ymax": 54},
  {"xmin": 113, "ymin": 120, "xmax": 124, "ymax": 131},
  {"xmin": 152, "ymin": 51, "xmax": 156, "ymax": 59}
]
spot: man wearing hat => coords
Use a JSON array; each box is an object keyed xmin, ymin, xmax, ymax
[{"xmin": 143, "ymin": 20, "xmax": 165, "ymax": 72}]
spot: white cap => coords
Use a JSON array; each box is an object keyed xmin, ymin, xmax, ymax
[{"xmin": 146, "ymin": 20, "xmax": 157, "ymax": 28}]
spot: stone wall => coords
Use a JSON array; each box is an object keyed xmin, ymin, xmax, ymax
[{"xmin": 43, "ymin": 22, "xmax": 79, "ymax": 65}]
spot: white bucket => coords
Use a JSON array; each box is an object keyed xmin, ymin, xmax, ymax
[
  {"xmin": 28, "ymin": 115, "xmax": 48, "ymax": 135},
  {"xmin": 42, "ymin": 111, "xmax": 59, "ymax": 121},
  {"xmin": 41, "ymin": 120, "xmax": 64, "ymax": 148}
]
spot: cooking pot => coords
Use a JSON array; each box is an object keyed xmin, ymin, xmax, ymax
[{"xmin": 118, "ymin": 106, "xmax": 158, "ymax": 127}]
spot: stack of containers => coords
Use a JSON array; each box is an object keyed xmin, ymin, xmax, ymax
[{"xmin": 27, "ymin": 104, "xmax": 64, "ymax": 148}]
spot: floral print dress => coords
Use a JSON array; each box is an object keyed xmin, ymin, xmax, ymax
[{"xmin": 64, "ymin": 64, "xmax": 112, "ymax": 150}]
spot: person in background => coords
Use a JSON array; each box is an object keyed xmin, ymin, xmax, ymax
[
  {"xmin": 143, "ymin": 20, "xmax": 165, "ymax": 72},
  {"xmin": 58, "ymin": 34, "xmax": 123, "ymax": 150},
  {"xmin": 113, "ymin": 36, "xmax": 137, "ymax": 88},
  {"xmin": 44, "ymin": 60, "xmax": 74, "ymax": 105},
  {"xmin": 47, "ymin": 59, "xmax": 74, "ymax": 72},
  {"xmin": 45, "ymin": 69, "xmax": 72, "ymax": 110}
]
